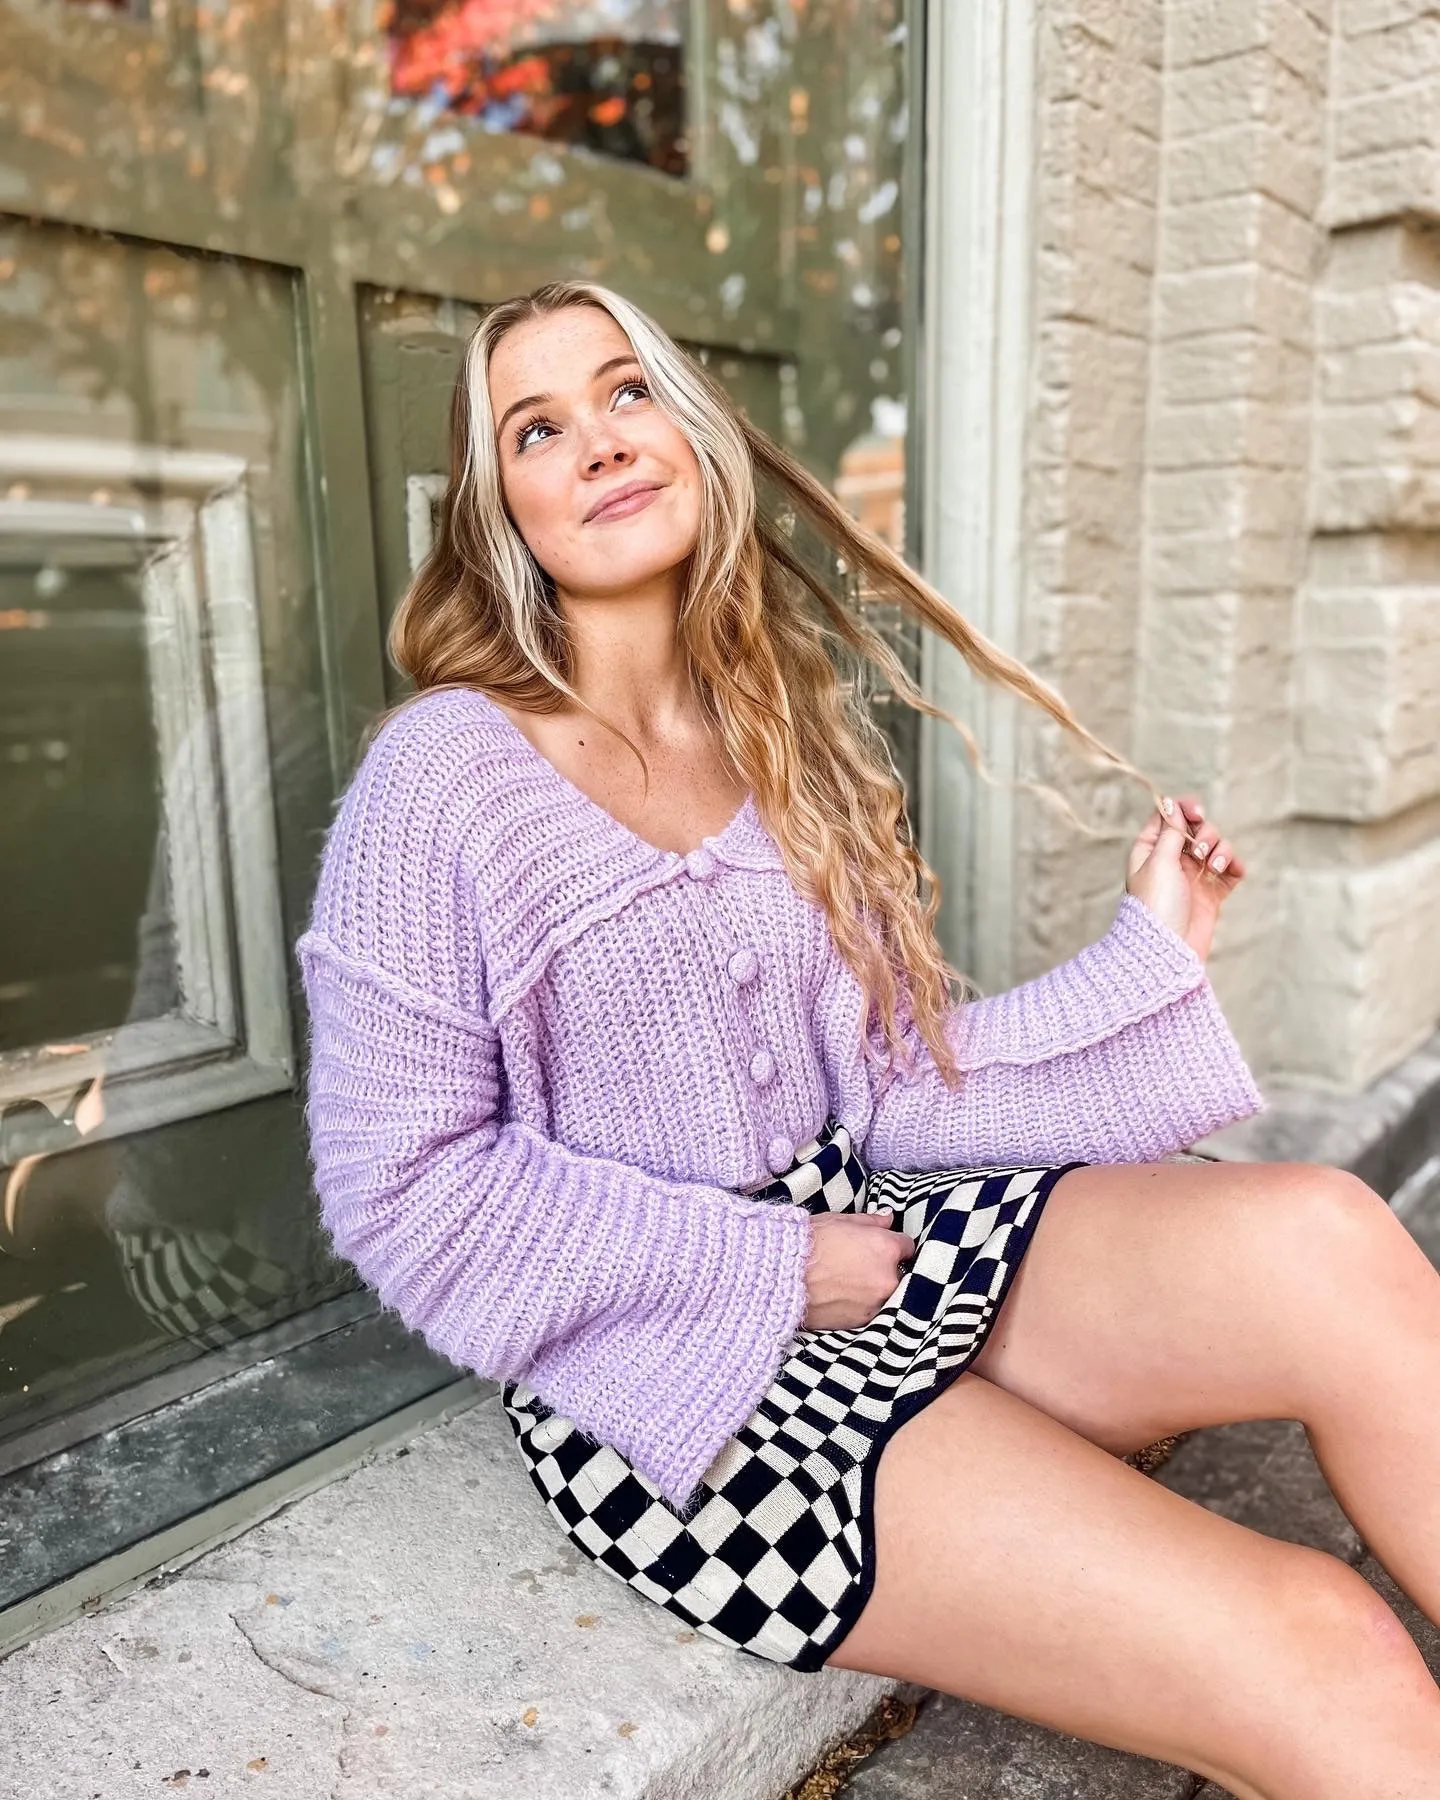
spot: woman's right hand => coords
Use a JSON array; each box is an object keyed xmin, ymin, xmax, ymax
[{"xmin": 801, "ymin": 1210, "xmax": 916, "ymax": 1330}]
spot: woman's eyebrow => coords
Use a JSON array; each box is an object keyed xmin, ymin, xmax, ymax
[{"xmin": 495, "ymin": 354, "xmax": 642, "ymax": 436}]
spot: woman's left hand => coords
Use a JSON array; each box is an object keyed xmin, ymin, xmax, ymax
[{"xmin": 1125, "ymin": 793, "xmax": 1245, "ymax": 963}]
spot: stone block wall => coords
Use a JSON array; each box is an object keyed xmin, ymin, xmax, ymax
[
  {"xmin": 1008, "ymin": 0, "xmax": 1440, "ymax": 1094},
  {"xmin": 1018, "ymin": 3, "xmax": 1163, "ymax": 970}
]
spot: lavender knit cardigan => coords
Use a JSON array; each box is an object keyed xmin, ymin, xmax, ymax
[{"xmin": 297, "ymin": 686, "xmax": 1264, "ymax": 1512}]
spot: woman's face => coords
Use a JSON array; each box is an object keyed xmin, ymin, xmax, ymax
[{"xmin": 487, "ymin": 305, "xmax": 704, "ymax": 601}]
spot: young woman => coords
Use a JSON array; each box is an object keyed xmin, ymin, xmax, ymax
[{"xmin": 297, "ymin": 281, "xmax": 1440, "ymax": 1798}]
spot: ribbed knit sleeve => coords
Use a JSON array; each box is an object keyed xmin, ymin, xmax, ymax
[
  {"xmin": 849, "ymin": 894, "xmax": 1265, "ymax": 1170},
  {"xmin": 295, "ymin": 704, "xmax": 815, "ymax": 1517}
]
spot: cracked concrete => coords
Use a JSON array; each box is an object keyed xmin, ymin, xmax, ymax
[
  {"xmin": 227, "ymin": 1607, "xmax": 344, "ymax": 1703},
  {"xmin": 0, "ymin": 1578, "xmax": 349, "ymax": 1798},
  {"xmin": 0, "ymin": 1396, "xmax": 911, "ymax": 1799}
]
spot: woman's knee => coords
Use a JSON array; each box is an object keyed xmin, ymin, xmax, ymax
[
  {"xmin": 1212, "ymin": 1547, "xmax": 1440, "ymax": 1792},
  {"xmin": 1248, "ymin": 1162, "xmax": 1396, "ymax": 1291},
  {"xmin": 1265, "ymin": 1543, "xmax": 1424, "ymax": 1689}
]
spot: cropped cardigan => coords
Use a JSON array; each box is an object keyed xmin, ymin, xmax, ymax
[{"xmin": 296, "ymin": 686, "xmax": 1264, "ymax": 1513}]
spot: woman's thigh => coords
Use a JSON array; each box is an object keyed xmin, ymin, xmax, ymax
[
  {"xmin": 823, "ymin": 1372, "xmax": 1440, "ymax": 1796},
  {"xmin": 967, "ymin": 1158, "xmax": 1438, "ymax": 1453}
]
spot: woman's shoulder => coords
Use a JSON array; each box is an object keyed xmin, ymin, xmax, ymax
[
  {"xmin": 303, "ymin": 688, "xmax": 521, "ymax": 959},
  {"xmin": 350, "ymin": 684, "xmax": 510, "ymax": 796},
  {"xmin": 324, "ymin": 686, "xmax": 530, "ymax": 856}
]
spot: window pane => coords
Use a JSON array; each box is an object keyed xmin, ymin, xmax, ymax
[
  {"xmin": 0, "ymin": 221, "xmax": 350, "ymax": 1443},
  {"xmin": 57, "ymin": 0, "xmax": 150, "ymax": 15},
  {"xmin": 0, "ymin": 0, "xmax": 920, "ymax": 1487},
  {"xmin": 0, "ymin": 550, "xmax": 177, "ymax": 1051},
  {"xmin": 381, "ymin": 0, "xmax": 688, "ymax": 176}
]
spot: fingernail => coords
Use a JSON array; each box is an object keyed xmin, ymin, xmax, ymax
[
  {"xmin": 1211, "ymin": 853, "xmax": 1227, "ymax": 873},
  {"xmin": 1161, "ymin": 796, "xmax": 1175, "ymax": 817},
  {"xmin": 1194, "ymin": 841, "xmax": 1209, "ymax": 859}
]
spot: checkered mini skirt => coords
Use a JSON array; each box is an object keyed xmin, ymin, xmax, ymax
[{"xmin": 500, "ymin": 1117, "xmax": 1082, "ymax": 1673}]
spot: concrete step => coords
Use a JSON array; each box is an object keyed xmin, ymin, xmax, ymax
[
  {"xmin": 827, "ymin": 1166, "xmax": 1440, "ymax": 1799},
  {"xmin": 0, "ymin": 1388, "xmax": 921, "ymax": 1800},
  {"xmin": 5, "ymin": 1172, "xmax": 1437, "ymax": 1799}
]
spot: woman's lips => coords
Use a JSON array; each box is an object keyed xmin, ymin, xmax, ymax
[{"xmin": 585, "ymin": 482, "xmax": 663, "ymax": 523}]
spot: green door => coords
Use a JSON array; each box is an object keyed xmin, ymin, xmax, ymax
[{"xmin": 0, "ymin": 0, "xmax": 915, "ymax": 1460}]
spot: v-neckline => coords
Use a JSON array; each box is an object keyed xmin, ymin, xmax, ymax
[{"xmin": 473, "ymin": 688, "xmax": 757, "ymax": 866}]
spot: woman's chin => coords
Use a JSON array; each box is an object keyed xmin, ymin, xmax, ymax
[{"xmin": 556, "ymin": 549, "xmax": 696, "ymax": 600}]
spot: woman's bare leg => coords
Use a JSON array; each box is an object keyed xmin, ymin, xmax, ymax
[
  {"xmin": 968, "ymin": 1160, "xmax": 1440, "ymax": 1622},
  {"xmin": 824, "ymin": 1372, "xmax": 1440, "ymax": 1799}
]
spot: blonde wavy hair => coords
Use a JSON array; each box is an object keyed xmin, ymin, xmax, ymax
[{"xmin": 388, "ymin": 280, "xmax": 1158, "ymax": 1089}]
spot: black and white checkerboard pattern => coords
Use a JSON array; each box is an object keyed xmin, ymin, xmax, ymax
[
  {"xmin": 113, "ymin": 1225, "xmax": 297, "ymax": 1351},
  {"xmin": 501, "ymin": 1117, "xmax": 1080, "ymax": 1672}
]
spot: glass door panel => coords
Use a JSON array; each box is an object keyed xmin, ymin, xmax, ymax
[
  {"xmin": 0, "ymin": 0, "xmax": 919, "ymax": 1471},
  {"xmin": 382, "ymin": 0, "xmax": 688, "ymax": 175},
  {"xmin": 0, "ymin": 218, "xmax": 352, "ymax": 1444}
]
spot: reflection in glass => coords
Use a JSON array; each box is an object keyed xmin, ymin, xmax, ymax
[
  {"xmin": 1, "ymin": 0, "xmax": 916, "ymax": 1461},
  {"xmin": 59, "ymin": 0, "xmax": 149, "ymax": 15},
  {"xmin": 381, "ymin": 0, "xmax": 687, "ymax": 176},
  {"xmin": 836, "ymin": 430, "xmax": 905, "ymax": 556},
  {"xmin": 0, "ymin": 545, "xmax": 176, "ymax": 1051},
  {"xmin": 0, "ymin": 225, "xmax": 351, "ymax": 1440},
  {"xmin": 835, "ymin": 425, "xmax": 920, "ymax": 788}
]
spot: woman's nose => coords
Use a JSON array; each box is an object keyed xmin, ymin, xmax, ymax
[
  {"xmin": 584, "ymin": 440, "xmax": 632, "ymax": 474},
  {"xmin": 578, "ymin": 413, "xmax": 633, "ymax": 472}
]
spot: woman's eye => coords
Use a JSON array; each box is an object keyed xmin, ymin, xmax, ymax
[
  {"xmin": 511, "ymin": 381, "xmax": 646, "ymax": 452},
  {"xmin": 514, "ymin": 418, "xmax": 554, "ymax": 452}
]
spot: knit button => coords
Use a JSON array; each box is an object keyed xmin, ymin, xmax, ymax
[
  {"xmin": 684, "ymin": 847, "xmax": 716, "ymax": 881},
  {"xmin": 727, "ymin": 947, "xmax": 759, "ymax": 985},
  {"xmin": 531, "ymin": 1414, "xmax": 575, "ymax": 1451},
  {"xmin": 766, "ymin": 1134, "xmax": 794, "ymax": 1174},
  {"xmin": 748, "ymin": 1049, "xmax": 776, "ymax": 1086}
]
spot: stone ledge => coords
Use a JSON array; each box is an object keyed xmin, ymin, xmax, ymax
[
  {"xmin": 0, "ymin": 1396, "xmax": 919, "ymax": 1799},
  {"xmin": 9, "ymin": 1158, "xmax": 1438, "ymax": 1800},
  {"xmin": 1195, "ymin": 1024, "xmax": 1440, "ymax": 1200}
]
